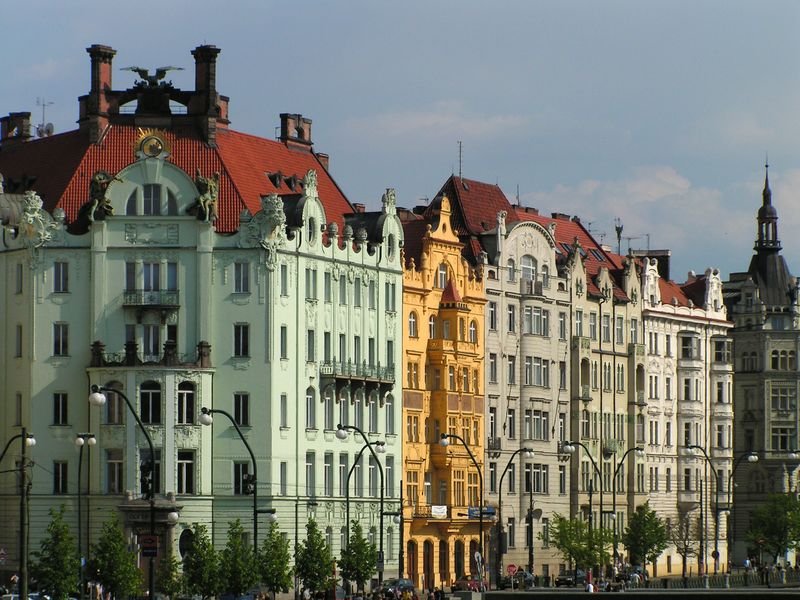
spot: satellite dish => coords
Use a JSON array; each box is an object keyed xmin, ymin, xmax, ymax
[
  {"xmin": 45, "ymin": 123, "xmax": 54, "ymax": 136},
  {"xmin": 36, "ymin": 125, "xmax": 44, "ymax": 137}
]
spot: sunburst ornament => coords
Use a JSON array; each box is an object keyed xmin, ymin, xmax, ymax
[{"xmin": 134, "ymin": 128, "xmax": 171, "ymax": 159}]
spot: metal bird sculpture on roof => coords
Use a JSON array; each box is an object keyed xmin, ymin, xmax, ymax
[{"xmin": 122, "ymin": 66, "xmax": 184, "ymax": 87}]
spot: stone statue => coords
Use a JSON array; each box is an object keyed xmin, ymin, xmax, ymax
[
  {"xmin": 87, "ymin": 171, "xmax": 121, "ymax": 222},
  {"xmin": 193, "ymin": 169, "xmax": 220, "ymax": 223},
  {"xmin": 303, "ymin": 169, "xmax": 318, "ymax": 199}
]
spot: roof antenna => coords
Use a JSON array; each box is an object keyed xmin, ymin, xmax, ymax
[
  {"xmin": 516, "ymin": 184, "xmax": 520, "ymax": 206},
  {"xmin": 614, "ymin": 217, "xmax": 623, "ymax": 255},
  {"xmin": 458, "ymin": 140, "xmax": 463, "ymax": 180}
]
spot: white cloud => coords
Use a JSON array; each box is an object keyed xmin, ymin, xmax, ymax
[
  {"xmin": 342, "ymin": 101, "xmax": 532, "ymax": 141},
  {"xmin": 522, "ymin": 166, "xmax": 755, "ymax": 279},
  {"xmin": 18, "ymin": 57, "xmax": 75, "ymax": 81}
]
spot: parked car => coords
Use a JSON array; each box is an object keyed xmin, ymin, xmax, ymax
[
  {"xmin": 379, "ymin": 579, "xmax": 414, "ymax": 598},
  {"xmin": 554, "ymin": 569, "xmax": 586, "ymax": 587},
  {"xmin": 499, "ymin": 570, "xmax": 534, "ymax": 589},
  {"xmin": 450, "ymin": 575, "xmax": 487, "ymax": 592}
]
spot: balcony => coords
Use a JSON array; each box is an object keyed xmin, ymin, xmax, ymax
[
  {"xmin": 628, "ymin": 343, "xmax": 645, "ymax": 359},
  {"xmin": 413, "ymin": 504, "xmax": 449, "ymax": 519},
  {"xmin": 678, "ymin": 489, "xmax": 701, "ymax": 506},
  {"xmin": 487, "ymin": 436, "xmax": 502, "ymax": 456},
  {"xmin": 123, "ymin": 289, "xmax": 180, "ymax": 322},
  {"xmin": 320, "ymin": 360, "xmax": 395, "ymax": 402},
  {"xmin": 89, "ymin": 340, "xmax": 212, "ymax": 368},
  {"xmin": 520, "ymin": 279, "xmax": 544, "ymax": 296}
]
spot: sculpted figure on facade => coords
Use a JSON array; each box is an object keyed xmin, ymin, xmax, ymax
[
  {"xmin": 382, "ymin": 188, "xmax": 397, "ymax": 214},
  {"xmin": 86, "ymin": 170, "xmax": 122, "ymax": 222},
  {"xmin": 192, "ymin": 169, "xmax": 220, "ymax": 223},
  {"xmin": 303, "ymin": 169, "xmax": 318, "ymax": 200}
]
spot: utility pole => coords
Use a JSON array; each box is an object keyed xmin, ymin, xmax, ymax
[
  {"xmin": 527, "ymin": 489, "xmax": 534, "ymax": 576},
  {"xmin": 20, "ymin": 427, "xmax": 30, "ymax": 600}
]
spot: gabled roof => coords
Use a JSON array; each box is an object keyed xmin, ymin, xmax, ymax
[
  {"xmin": 0, "ymin": 125, "xmax": 353, "ymax": 233},
  {"xmin": 440, "ymin": 278, "xmax": 462, "ymax": 304}
]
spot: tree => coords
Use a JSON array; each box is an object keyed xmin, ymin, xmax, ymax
[
  {"xmin": 295, "ymin": 518, "xmax": 334, "ymax": 594},
  {"xmin": 745, "ymin": 493, "xmax": 800, "ymax": 563},
  {"xmin": 156, "ymin": 553, "xmax": 184, "ymax": 600},
  {"xmin": 31, "ymin": 506, "xmax": 80, "ymax": 600},
  {"xmin": 219, "ymin": 519, "xmax": 258, "ymax": 598},
  {"xmin": 90, "ymin": 514, "xmax": 142, "ymax": 600},
  {"xmin": 259, "ymin": 521, "xmax": 293, "ymax": 600},
  {"xmin": 621, "ymin": 502, "xmax": 669, "ymax": 570},
  {"xmin": 183, "ymin": 523, "xmax": 220, "ymax": 600},
  {"xmin": 668, "ymin": 513, "xmax": 699, "ymax": 582},
  {"xmin": 542, "ymin": 514, "xmax": 611, "ymax": 573},
  {"xmin": 339, "ymin": 521, "xmax": 377, "ymax": 593}
]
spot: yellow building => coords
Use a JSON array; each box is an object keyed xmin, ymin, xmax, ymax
[{"xmin": 400, "ymin": 196, "xmax": 486, "ymax": 590}]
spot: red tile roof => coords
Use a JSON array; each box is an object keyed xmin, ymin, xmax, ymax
[
  {"xmin": 440, "ymin": 278, "xmax": 462, "ymax": 304},
  {"xmin": 0, "ymin": 125, "xmax": 353, "ymax": 232}
]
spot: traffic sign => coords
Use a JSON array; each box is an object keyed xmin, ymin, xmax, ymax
[
  {"xmin": 140, "ymin": 535, "xmax": 158, "ymax": 558},
  {"xmin": 507, "ymin": 564, "xmax": 517, "ymax": 575}
]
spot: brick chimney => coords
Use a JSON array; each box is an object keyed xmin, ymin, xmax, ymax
[
  {"xmin": 189, "ymin": 45, "xmax": 229, "ymax": 147},
  {"xmin": 353, "ymin": 203, "xmax": 365, "ymax": 213},
  {"xmin": 78, "ymin": 45, "xmax": 116, "ymax": 143},
  {"xmin": 279, "ymin": 113, "xmax": 313, "ymax": 151},
  {"xmin": 0, "ymin": 112, "xmax": 32, "ymax": 146},
  {"xmin": 316, "ymin": 152, "xmax": 330, "ymax": 171}
]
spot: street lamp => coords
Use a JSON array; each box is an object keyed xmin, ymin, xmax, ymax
[
  {"xmin": 495, "ymin": 447, "xmax": 534, "ymax": 588},
  {"xmin": 687, "ymin": 445, "xmax": 723, "ymax": 574},
  {"xmin": 1, "ymin": 430, "xmax": 36, "ymax": 600},
  {"xmin": 295, "ymin": 500, "xmax": 318, "ymax": 600},
  {"xmin": 75, "ymin": 433, "xmax": 96, "ymax": 599},
  {"xmin": 89, "ymin": 384, "xmax": 157, "ymax": 600},
  {"xmin": 440, "ymin": 433, "xmax": 485, "ymax": 591},
  {"xmin": 610, "ymin": 446, "xmax": 644, "ymax": 565},
  {"xmin": 344, "ymin": 440, "xmax": 386, "ymax": 540},
  {"xmin": 199, "ymin": 406, "xmax": 260, "ymax": 555},
  {"xmin": 725, "ymin": 451, "xmax": 758, "ymax": 570},
  {"xmin": 337, "ymin": 424, "xmax": 386, "ymax": 585},
  {"xmin": 563, "ymin": 441, "xmax": 603, "ymax": 578}
]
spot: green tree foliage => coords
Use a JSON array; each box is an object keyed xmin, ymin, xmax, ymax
[
  {"xmin": 746, "ymin": 493, "xmax": 800, "ymax": 562},
  {"xmin": 182, "ymin": 523, "xmax": 220, "ymax": 600},
  {"xmin": 668, "ymin": 513, "xmax": 698, "ymax": 580},
  {"xmin": 156, "ymin": 553, "xmax": 184, "ymax": 600},
  {"xmin": 295, "ymin": 518, "xmax": 334, "ymax": 594},
  {"xmin": 259, "ymin": 521, "xmax": 293, "ymax": 600},
  {"xmin": 31, "ymin": 506, "xmax": 80, "ymax": 600},
  {"xmin": 219, "ymin": 519, "xmax": 259, "ymax": 598},
  {"xmin": 621, "ymin": 502, "xmax": 669, "ymax": 569},
  {"xmin": 338, "ymin": 521, "xmax": 377, "ymax": 593},
  {"xmin": 89, "ymin": 514, "xmax": 142, "ymax": 600},
  {"xmin": 542, "ymin": 514, "xmax": 612, "ymax": 572}
]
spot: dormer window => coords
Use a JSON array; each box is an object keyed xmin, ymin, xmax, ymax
[{"xmin": 437, "ymin": 264, "xmax": 448, "ymax": 289}]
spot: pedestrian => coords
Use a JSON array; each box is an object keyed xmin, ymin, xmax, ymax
[{"xmin": 585, "ymin": 581, "xmax": 594, "ymax": 593}]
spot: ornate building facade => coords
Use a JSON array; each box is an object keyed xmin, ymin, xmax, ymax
[
  {"xmin": 400, "ymin": 196, "xmax": 485, "ymax": 589},
  {"xmin": 639, "ymin": 255, "xmax": 732, "ymax": 575},
  {"xmin": 0, "ymin": 44, "xmax": 403, "ymax": 585},
  {"xmin": 724, "ymin": 167, "xmax": 800, "ymax": 567}
]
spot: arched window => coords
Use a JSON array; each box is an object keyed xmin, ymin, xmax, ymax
[
  {"xmin": 429, "ymin": 315, "xmax": 437, "ymax": 339},
  {"xmin": 521, "ymin": 255, "xmax": 537, "ymax": 282},
  {"xmin": 177, "ymin": 381, "xmax": 195, "ymax": 425},
  {"xmin": 105, "ymin": 381, "xmax": 125, "ymax": 425},
  {"xmin": 437, "ymin": 263, "xmax": 448, "ymax": 288},
  {"xmin": 339, "ymin": 391, "xmax": 349, "ymax": 426},
  {"xmin": 369, "ymin": 396, "xmax": 379, "ymax": 433},
  {"xmin": 140, "ymin": 381, "xmax": 161, "ymax": 424},
  {"xmin": 409, "ymin": 312, "xmax": 418, "ymax": 338},
  {"xmin": 790, "ymin": 351, "xmax": 797, "ymax": 371},
  {"xmin": 166, "ymin": 189, "xmax": 178, "ymax": 215},
  {"xmin": 305, "ymin": 387, "xmax": 316, "ymax": 429},
  {"xmin": 354, "ymin": 390, "xmax": 364, "ymax": 429},
  {"xmin": 307, "ymin": 217, "xmax": 317, "ymax": 243},
  {"xmin": 385, "ymin": 394, "xmax": 395, "ymax": 434},
  {"xmin": 469, "ymin": 320, "xmax": 478, "ymax": 343},
  {"xmin": 323, "ymin": 390, "xmax": 334, "ymax": 430},
  {"xmin": 507, "ymin": 258, "xmax": 516, "ymax": 282},
  {"xmin": 126, "ymin": 190, "xmax": 137, "ymax": 215},
  {"xmin": 541, "ymin": 264, "xmax": 550, "ymax": 287},
  {"xmin": 772, "ymin": 350, "xmax": 780, "ymax": 370}
]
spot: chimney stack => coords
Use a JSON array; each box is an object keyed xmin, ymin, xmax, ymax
[
  {"xmin": 0, "ymin": 112, "xmax": 32, "ymax": 146},
  {"xmin": 279, "ymin": 113, "xmax": 313, "ymax": 151},
  {"xmin": 79, "ymin": 44, "xmax": 117, "ymax": 143},
  {"xmin": 189, "ymin": 45, "xmax": 228, "ymax": 147}
]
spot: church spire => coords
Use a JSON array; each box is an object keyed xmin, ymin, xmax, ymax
[{"xmin": 756, "ymin": 161, "xmax": 780, "ymax": 252}]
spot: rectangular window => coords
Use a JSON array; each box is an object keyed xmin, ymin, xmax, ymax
[
  {"xmin": 489, "ymin": 462, "xmax": 497, "ymax": 492},
  {"xmin": 280, "ymin": 326, "xmax": 288, "ymax": 359},
  {"xmin": 489, "ymin": 353, "xmax": 498, "ymax": 383},
  {"xmin": 143, "ymin": 184, "xmax": 161, "ymax": 215},
  {"xmin": 488, "ymin": 302, "xmax": 497, "ymax": 330},
  {"xmin": 616, "ymin": 316, "xmax": 624, "ymax": 344},
  {"xmin": 306, "ymin": 390, "xmax": 316, "ymax": 429},
  {"xmin": 339, "ymin": 277, "xmax": 347, "ymax": 305},
  {"xmin": 53, "ymin": 461, "xmax": 68, "ymax": 494},
  {"xmin": 234, "ymin": 262, "xmax": 250, "ymax": 293},
  {"xmin": 143, "ymin": 262, "xmax": 160, "ymax": 291},
  {"xmin": 507, "ymin": 305, "xmax": 516, "ymax": 332},
  {"xmin": 280, "ymin": 393, "xmax": 288, "ymax": 428},
  {"xmin": 386, "ymin": 455, "xmax": 395, "ymax": 498},
  {"xmin": 324, "ymin": 453, "xmax": 334, "ymax": 497},
  {"xmin": 507, "ymin": 409, "xmax": 516, "ymax": 439},
  {"xmin": 53, "ymin": 323, "xmax": 69, "ymax": 356},
  {"xmin": 54, "ymin": 261, "xmax": 69, "ymax": 293},
  {"xmin": 234, "ymin": 323, "xmax": 250, "ymax": 357},
  {"xmin": 280, "ymin": 461, "xmax": 288, "ymax": 496},
  {"xmin": 177, "ymin": 385, "xmax": 195, "ymax": 425},
  {"xmin": 589, "ymin": 312, "xmax": 597, "ymax": 340},
  {"xmin": 306, "ymin": 452, "xmax": 316, "ymax": 496},
  {"xmin": 558, "ymin": 312, "xmax": 567, "ymax": 339},
  {"xmin": 53, "ymin": 392, "xmax": 68, "ymax": 425},
  {"xmin": 323, "ymin": 271, "xmax": 332, "ymax": 302},
  {"xmin": 369, "ymin": 280, "xmax": 376, "ymax": 309},
  {"xmin": 559, "ymin": 464, "xmax": 566, "ymax": 494},
  {"xmin": 508, "ymin": 518, "xmax": 516, "ymax": 548},
  {"xmin": 353, "ymin": 277, "xmax": 361, "ymax": 307},
  {"xmin": 575, "ymin": 310, "xmax": 583, "ymax": 337},
  {"xmin": 177, "ymin": 450, "xmax": 195, "ymax": 494},
  {"xmin": 508, "ymin": 355, "xmax": 516, "ymax": 384},
  {"xmin": 305, "ymin": 268, "xmax": 317, "ymax": 300},
  {"xmin": 167, "ymin": 262, "xmax": 177, "ymax": 291},
  {"xmin": 602, "ymin": 314, "xmax": 611, "ymax": 342},
  {"xmin": 307, "ymin": 329, "xmax": 316, "ymax": 362},
  {"xmin": 234, "ymin": 392, "xmax": 250, "ymax": 426},
  {"xmin": 106, "ymin": 450, "xmax": 123, "ymax": 494},
  {"xmin": 15, "ymin": 324, "xmax": 22, "ymax": 357},
  {"xmin": 125, "ymin": 262, "xmax": 136, "ymax": 291},
  {"xmin": 524, "ymin": 356, "xmax": 533, "ymax": 386},
  {"xmin": 280, "ymin": 264, "xmax": 289, "ymax": 297},
  {"xmin": 234, "ymin": 462, "xmax": 250, "ymax": 495},
  {"xmin": 15, "ymin": 263, "xmax": 23, "ymax": 294},
  {"xmin": 339, "ymin": 454, "xmax": 348, "ymax": 496},
  {"xmin": 630, "ymin": 318, "xmax": 638, "ymax": 344},
  {"xmin": 140, "ymin": 384, "xmax": 162, "ymax": 425},
  {"xmin": 143, "ymin": 324, "xmax": 160, "ymax": 358}
]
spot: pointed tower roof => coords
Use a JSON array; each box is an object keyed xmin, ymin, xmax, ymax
[{"xmin": 440, "ymin": 277, "xmax": 463, "ymax": 304}]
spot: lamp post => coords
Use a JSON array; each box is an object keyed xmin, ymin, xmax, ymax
[
  {"xmin": 382, "ymin": 480, "xmax": 404, "ymax": 578},
  {"xmin": 344, "ymin": 440, "xmax": 386, "ymax": 542},
  {"xmin": 75, "ymin": 433, "xmax": 96, "ymax": 599},
  {"xmin": 89, "ymin": 385, "xmax": 156, "ymax": 600},
  {"xmin": 495, "ymin": 447, "xmax": 534, "ymax": 588},
  {"xmin": 610, "ymin": 446, "xmax": 644, "ymax": 565},
  {"xmin": 295, "ymin": 500, "xmax": 318, "ymax": 600},
  {"xmin": 726, "ymin": 451, "xmax": 759, "ymax": 570},
  {"xmin": 687, "ymin": 445, "xmax": 722, "ymax": 574},
  {"xmin": 1, "ymin": 430, "xmax": 36, "ymax": 600},
  {"xmin": 440, "ymin": 433, "xmax": 484, "ymax": 591},
  {"xmin": 563, "ymin": 441, "xmax": 602, "ymax": 577},
  {"xmin": 199, "ymin": 406, "xmax": 260, "ymax": 555},
  {"xmin": 337, "ymin": 424, "xmax": 386, "ymax": 585}
]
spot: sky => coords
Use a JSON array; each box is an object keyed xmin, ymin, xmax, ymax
[{"xmin": 3, "ymin": 0, "xmax": 800, "ymax": 281}]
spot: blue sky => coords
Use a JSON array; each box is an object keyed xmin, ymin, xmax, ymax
[{"xmin": 4, "ymin": 0, "xmax": 800, "ymax": 280}]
